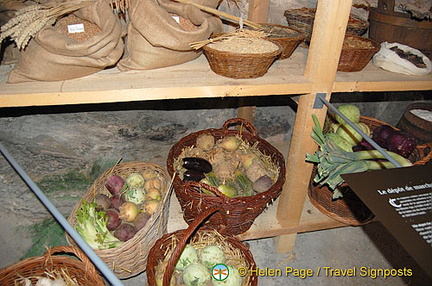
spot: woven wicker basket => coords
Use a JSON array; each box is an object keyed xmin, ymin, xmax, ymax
[
  {"xmin": 308, "ymin": 116, "xmax": 432, "ymax": 226},
  {"xmin": 147, "ymin": 206, "xmax": 258, "ymax": 286},
  {"xmin": 0, "ymin": 246, "xmax": 105, "ymax": 285},
  {"xmin": 250, "ymin": 23, "xmax": 305, "ymax": 59},
  {"xmin": 284, "ymin": 7, "xmax": 369, "ymax": 44},
  {"xmin": 338, "ymin": 35, "xmax": 380, "ymax": 72},
  {"xmin": 66, "ymin": 161, "xmax": 171, "ymax": 279},
  {"xmin": 202, "ymin": 37, "xmax": 282, "ymax": 79},
  {"xmin": 167, "ymin": 118, "xmax": 286, "ymax": 236}
]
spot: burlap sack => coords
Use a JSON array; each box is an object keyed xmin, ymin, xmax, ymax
[
  {"xmin": 7, "ymin": 0, "xmax": 126, "ymax": 83},
  {"xmin": 117, "ymin": 0, "xmax": 222, "ymax": 71}
]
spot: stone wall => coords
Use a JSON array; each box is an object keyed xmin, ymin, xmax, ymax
[{"xmin": 1, "ymin": 91, "xmax": 430, "ymax": 222}]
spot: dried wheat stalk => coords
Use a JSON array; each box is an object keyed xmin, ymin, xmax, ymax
[
  {"xmin": 109, "ymin": 0, "xmax": 130, "ymax": 13},
  {"xmin": 189, "ymin": 29, "xmax": 267, "ymax": 50},
  {"xmin": 0, "ymin": 0, "xmax": 96, "ymax": 50}
]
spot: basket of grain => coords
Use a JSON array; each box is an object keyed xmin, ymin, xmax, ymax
[
  {"xmin": 199, "ymin": 29, "xmax": 283, "ymax": 78},
  {"xmin": 147, "ymin": 206, "xmax": 258, "ymax": 286},
  {"xmin": 0, "ymin": 246, "xmax": 105, "ymax": 286},
  {"xmin": 66, "ymin": 161, "xmax": 172, "ymax": 278},
  {"xmin": 338, "ymin": 35, "xmax": 380, "ymax": 72},
  {"xmin": 167, "ymin": 118, "xmax": 286, "ymax": 236},
  {"xmin": 284, "ymin": 7, "xmax": 369, "ymax": 44},
  {"xmin": 308, "ymin": 116, "xmax": 432, "ymax": 226}
]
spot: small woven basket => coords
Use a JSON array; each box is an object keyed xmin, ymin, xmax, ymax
[
  {"xmin": 167, "ymin": 118, "xmax": 286, "ymax": 236},
  {"xmin": 247, "ymin": 23, "xmax": 305, "ymax": 59},
  {"xmin": 66, "ymin": 161, "xmax": 171, "ymax": 279},
  {"xmin": 147, "ymin": 206, "xmax": 258, "ymax": 286},
  {"xmin": 202, "ymin": 37, "xmax": 282, "ymax": 79},
  {"xmin": 284, "ymin": 7, "xmax": 369, "ymax": 44},
  {"xmin": 308, "ymin": 116, "xmax": 432, "ymax": 226},
  {"xmin": 0, "ymin": 245, "xmax": 105, "ymax": 285},
  {"xmin": 338, "ymin": 35, "xmax": 380, "ymax": 72}
]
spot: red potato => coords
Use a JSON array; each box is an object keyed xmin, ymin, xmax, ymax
[
  {"xmin": 110, "ymin": 194, "xmax": 126, "ymax": 210},
  {"xmin": 133, "ymin": 212, "xmax": 151, "ymax": 231},
  {"xmin": 105, "ymin": 174, "xmax": 126, "ymax": 196},
  {"xmin": 106, "ymin": 209, "xmax": 122, "ymax": 231},
  {"xmin": 95, "ymin": 194, "xmax": 111, "ymax": 210},
  {"xmin": 114, "ymin": 223, "xmax": 137, "ymax": 242}
]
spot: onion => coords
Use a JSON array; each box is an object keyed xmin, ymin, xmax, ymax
[
  {"xmin": 118, "ymin": 202, "xmax": 139, "ymax": 222},
  {"xmin": 144, "ymin": 199, "xmax": 159, "ymax": 215}
]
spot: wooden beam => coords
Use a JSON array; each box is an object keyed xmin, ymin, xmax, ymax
[{"xmin": 275, "ymin": 0, "xmax": 353, "ymax": 253}]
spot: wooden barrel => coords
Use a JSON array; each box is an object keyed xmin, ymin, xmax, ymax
[
  {"xmin": 369, "ymin": 0, "xmax": 432, "ymax": 58},
  {"xmin": 397, "ymin": 102, "xmax": 432, "ymax": 144}
]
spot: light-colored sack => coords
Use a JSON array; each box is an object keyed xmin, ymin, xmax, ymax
[
  {"xmin": 372, "ymin": 42, "xmax": 431, "ymax": 76},
  {"xmin": 117, "ymin": 0, "xmax": 222, "ymax": 71},
  {"xmin": 7, "ymin": 0, "xmax": 126, "ymax": 83}
]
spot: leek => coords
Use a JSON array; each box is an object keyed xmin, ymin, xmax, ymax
[{"xmin": 306, "ymin": 115, "xmax": 412, "ymax": 198}]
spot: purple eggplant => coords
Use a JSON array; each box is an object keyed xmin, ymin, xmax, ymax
[{"xmin": 182, "ymin": 157, "xmax": 212, "ymax": 173}]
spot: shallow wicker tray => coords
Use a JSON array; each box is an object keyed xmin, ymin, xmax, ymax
[
  {"xmin": 250, "ymin": 23, "xmax": 305, "ymax": 59},
  {"xmin": 0, "ymin": 246, "xmax": 105, "ymax": 285},
  {"xmin": 338, "ymin": 35, "xmax": 380, "ymax": 72},
  {"xmin": 202, "ymin": 37, "xmax": 282, "ymax": 79},
  {"xmin": 308, "ymin": 116, "xmax": 432, "ymax": 226},
  {"xmin": 167, "ymin": 118, "xmax": 286, "ymax": 236},
  {"xmin": 147, "ymin": 206, "xmax": 258, "ymax": 286},
  {"xmin": 66, "ymin": 161, "xmax": 171, "ymax": 279}
]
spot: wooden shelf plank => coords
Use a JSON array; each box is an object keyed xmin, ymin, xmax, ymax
[
  {"xmin": 1, "ymin": 47, "xmax": 430, "ymax": 108},
  {"xmin": 334, "ymin": 62, "xmax": 432, "ymax": 92},
  {"xmin": 166, "ymin": 189, "xmax": 346, "ymax": 241},
  {"xmin": 0, "ymin": 52, "xmax": 310, "ymax": 108}
]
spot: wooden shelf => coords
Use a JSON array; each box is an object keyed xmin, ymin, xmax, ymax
[
  {"xmin": 0, "ymin": 50, "xmax": 310, "ymax": 108},
  {"xmin": 1, "ymin": 47, "xmax": 430, "ymax": 108},
  {"xmin": 167, "ymin": 191, "xmax": 346, "ymax": 241}
]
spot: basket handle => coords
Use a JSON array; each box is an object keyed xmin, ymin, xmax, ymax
[
  {"xmin": 163, "ymin": 206, "xmax": 227, "ymax": 286},
  {"xmin": 43, "ymin": 245, "xmax": 99, "ymax": 278},
  {"xmin": 413, "ymin": 143, "xmax": 432, "ymax": 166},
  {"xmin": 222, "ymin": 117, "xmax": 258, "ymax": 137}
]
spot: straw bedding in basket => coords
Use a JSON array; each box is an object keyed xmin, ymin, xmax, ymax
[
  {"xmin": 308, "ymin": 116, "xmax": 432, "ymax": 226},
  {"xmin": 66, "ymin": 161, "xmax": 171, "ymax": 278},
  {"xmin": 0, "ymin": 246, "xmax": 105, "ymax": 285},
  {"xmin": 167, "ymin": 118, "xmax": 286, "ymax": 236}
]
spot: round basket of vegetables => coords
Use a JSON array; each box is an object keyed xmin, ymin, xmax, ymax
[
  {"xmin": 167, "ymin": 118, "xmax": 286, "ymax": 236},
  {"xmin": 66, "ymin": 161, "xmax": 172, "ymax": 278},
  {"xmin": 0, "ymin": 245, "xmax": 105, "ymax": 286},
  {"xmin": 147, "ymin": 206, "xmax": 258, "ymax": 286},
  {"xmin": 306, "ymin": 104, "xmax": 432, "ymax": 226}
]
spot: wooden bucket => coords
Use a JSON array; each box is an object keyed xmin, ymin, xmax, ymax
[
  {"xmin": 368, "ymin": 0, "xmax": 432, "ymax": 58},
  {"xmin": 397, "ymin": 102, "xmax": 432, "ymax": 144}
]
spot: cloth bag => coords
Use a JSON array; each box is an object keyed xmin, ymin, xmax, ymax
[
  {"xmin": 372, "ymin": 42, "xmax": 432, "ymax": 76},
  {"xmin": 117, "ymin": 0, "xmax": 222, "ymax": 71},
  {"xmin": 7, "ymin": 0, "xmax": 126, "ymax": 83}
]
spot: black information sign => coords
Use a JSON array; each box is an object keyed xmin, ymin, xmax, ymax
[{"xmin": 342, "ymin": 164, "xmax": 432, "ymax": 277}]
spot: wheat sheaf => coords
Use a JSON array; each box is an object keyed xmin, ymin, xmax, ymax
[{"xmin": 0, "ymin": 0, "xmax": 129, "ymax": 50}]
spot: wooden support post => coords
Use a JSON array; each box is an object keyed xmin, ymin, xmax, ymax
[
  {"xmin": 236, "ymin": 0, "xmax": 269, "ymax": 123},
  {"xmin": 274, "ymin": 0, "xmax": 353, "ymax": 253}
]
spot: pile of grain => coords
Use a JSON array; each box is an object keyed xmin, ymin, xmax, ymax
[
  {"xmin": 207, "ymin": 37, "xmax": 279, "ymax": 54},
  {"xmin": 55, "ymin": 14, "xmax": 101, "ymax": 43},
  {"xmin": 342, "ymin": 36, "xmax": 375, "ymax": 49}
]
